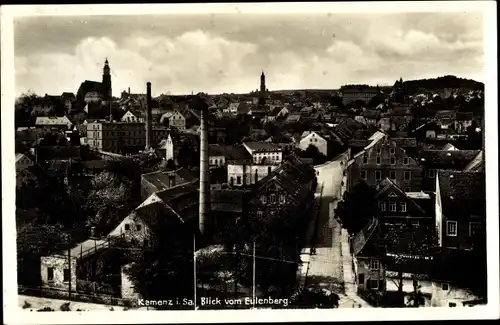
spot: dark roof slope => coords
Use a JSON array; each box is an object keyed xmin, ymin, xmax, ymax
[
  {"xmin": 418, "ymin": 150, "xmax": 480, "ymax": 169},
  {"xmin": 438, "ymin": 170, "xmax": 486, "ymax": 219}
]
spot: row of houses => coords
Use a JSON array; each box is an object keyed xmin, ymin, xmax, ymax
[{"xmin": 343, "ymin": 128, "xmax": 486, "ymax": 307}]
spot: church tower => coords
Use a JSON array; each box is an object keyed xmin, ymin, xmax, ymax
[
  {"xmin": 260, "ymin": 70, "xmax": 266, "ymax": 94},
  {"xmin": 102, "ymin": 58, "xmax": 112, "ymax": 100}
]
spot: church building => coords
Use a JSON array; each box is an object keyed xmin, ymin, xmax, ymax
[{"xmin": 76, "ymin": 58, "xmax": 113, "ymax": 105}]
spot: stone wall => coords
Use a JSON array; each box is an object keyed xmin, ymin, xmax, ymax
[{"xmin": 40, "ymin": 254, "xmax": 77, "ymax": 292}]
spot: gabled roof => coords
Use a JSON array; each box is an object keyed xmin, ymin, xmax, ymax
[
  {"xmin": 418, "ymin": 150, "xmax": 480, "ymax": 169},
  {"xmin": 141, "ymin": 168, "xmax": 198, "ymax": 195},
  {"xmin": 243, "ymin": 142, "xmax": 281, "ymax": 152},
  {"xmin": 374, "ymin": 178, "xmax": 427, "ymax": 216},
  {"xmin": 352, "ymin": 217, "xmax": 379, "ymax": 256},
  {"xmin": 437, "ymin": 170, "xmax": 485, "ymax": 219},
  {"xmin": 35, "ymin": 116, "xmax": 71, "ymax": 126}
]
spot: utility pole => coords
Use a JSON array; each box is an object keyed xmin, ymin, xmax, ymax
[
  {"xmin": 193, "ymin": 234, "xmax": 197, "ymax": 310},
  {"xmin": 67, "ymin": 234, "xmax": 72, "ymax": 298},
  {"xmin": 252, "ymin": 240, "xmax": 256, "ymax": 309}
]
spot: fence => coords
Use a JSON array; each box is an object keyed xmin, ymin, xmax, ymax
[
  {"xmin": 18, "ymin": 285, "xmax": 134, "ymax": 307},
  {"xmin": 76, "ymin": 279, "xmax": 120, "ymax": 296}
]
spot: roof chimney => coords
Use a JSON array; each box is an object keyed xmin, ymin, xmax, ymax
[{"xmin": 145, "ymin": 82, "xmax": 153, "ymax": 149}]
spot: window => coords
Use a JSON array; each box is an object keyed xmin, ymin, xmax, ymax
[
  {"xmin": 270, "ymin": 194, "xmax": 276, "ymax": 203},
  {"xmin": 404, "ymin": 187, "xmax": 411, "ymax": 192},
  {"xmin": 389, "ymin": 201, "xmax": 397, "ymax": 212},
  {"xmin": 47, "ymin": 267, "xmax": 54, "ymax": 281},
  {"xmin": 136, "ymin": 225, "xmax": 142, "ymax": 231},
  {"xmin": 404, "ymin": 171, "xmax": 411, "ymax": 180},
  {"xmin": 449, "ymin": 302, "xmax": 456, "ymax": 307},
  {"xmin": 358, "ymin": 274, "xmax": 365, "ymax": 285},
  {"xmin": 390, "ymin": 171, "xmax": 396, "ymax": 180},
  {"xmin": 441, "ymin": 283, "xmax": 449, "ymax": 291},
  {"xmin": 469, "ymin": 222, "xmax": 481, "ymax": 237},
  {"xmin": 237, "ymin": 176, "xmax": 242, "ymax": 184},
  {"xmin": 63, "ymin": 268, "xmax": 70, "ymax": 282},
  {"xmin": 368, "ymin": 279, "xmax": 379, "ymax": 290},
  {"xmin": 390, "ymin": 157, "xmax": 395, "ymax": 165},
  {"xmin": 257, "ymin": 211, "xmax": 264, "ymax": 218},
  {"xmin": 280, "ymin": 194, "xmax": 286, "ymax": 204},
  {"xmin": 363, "ymin": 156, "xmax": 368, "ymax": 164},
  {"xmin": 369, "ymin": 259, "xmax": 380, "ymax": 270},
  {"xmin": 379, "ymin": 201, "xmax": 386, "ymax": 212},
  {"xmin": 375, "ymin": 170, "xmax": 381, "ymax": 180},
  {"xmin": 390, "ymin": 148, "xmax": 395, "ymax": 155},
  {"xmin": 446, "ymin": 221, "xmax": 458, "ymax": 236},
  {"xmin": 268, "ymin": 167, "xmax": 272, "ymax": 175},
  {"xmin": 230, "ymin": 177, "xmax": 234, "ymax": 185},
  {"xmin": 400, "ymin": 202, "xmax": 407, "ymax": 212},
  {"xmin": 125, "ymin": 224, "xmax": 130, "ymax": 231},
  {"xmin": 428, "ymin": 169, "xmax": 436, "ymax": 178},
  {"xmin": 411, "ymin": 221, "xmax": 420, "ymax": 228},
  {"xmin": 377, "ymin": 148, "xmax": 381, "ymax": 154},
  {"xmin": 360, "ymin": 170, "xmax": 367, "ymax": 180},
  {"xmin": 376, "ymin": 157, "xmax": 381, "ymax": 165},
  {"xmin": 260, "ymin": 195, "xmax": 267, "ymax": 204},
  {"xmin": 403, "ymin": 158, "xmax": 409, "ymax": 165}
]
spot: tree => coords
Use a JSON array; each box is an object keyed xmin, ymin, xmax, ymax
[
  {"xmin": 334, "ymin": 182, "xmax": 378, "ymax": 235},
  {"xmin": 121, "ymin": 210, "xmax": 194, "ymax": 306},
  {"xmin": 263, "ymin": 121, "xmax": 281, "ymax": 138},
  {"xmin": 86, "ymin": 171, "xmax": 133, "ymax": 236},
  {"xmin": 15, "ymin": 91, "xmax": 41, "ymax": 127}
]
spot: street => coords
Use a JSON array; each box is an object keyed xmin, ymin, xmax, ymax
[{"xmin": 299, "ymin": 154, "xmax": 372, "ymax": 308}]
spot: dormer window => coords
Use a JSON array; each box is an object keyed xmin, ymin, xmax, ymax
[{"xmin": 363, "ymin": 156, "xmax": 368, "ymax": 164}]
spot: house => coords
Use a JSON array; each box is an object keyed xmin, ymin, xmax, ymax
[
  {"xmin": 454, "ymin": 112, "xmax": 474, "ymax": 133},
  {"xmin": 352, "ymin": 218, "xmax": 436, "ymax": 306},
  {"xmin": 416, "ymin": 150, "xmax": 480, "ymax": 191},
  {"xmin": 340, "ymin": 86, "xmax": 378, "ymax": 105},
  {"xmin": 167, "ymin": 110, "xmax": 187, "ymax": 130},
  {"xmin": 374, "ymin": 178, "xmax": 434, "ymax": 227},
  {"xmin": 140, "ymin": 168, "xmax": 198, "ymax": 199},
  {"xmin": 298, "ymin": 131, "xmax": 328, "ymax": 156},
  {"xmin": 208, "ymin": 144, "xmax": 233, "ymax": 167},
  {"xmin": 347, "ymin": 134, "xmax": 423, "ymax": 193},
  {"xmin": 160, "ymin": 132, "xmax": 199, "ymax": 164},
  {"xmin": 264, "ymin": 135, "xmax": 297, "ymax": 154},
  {"xmin": 362, "ymin": 110, "xmax": 381, "ymax": 126},
  {"xmin": 121, "ymin": 110, "xmax": 145, "ymax": 123},
  {"xmin": 262, "ymin": 107, "xmax": 282, "ymax": 123},
  {"xmin": 434, "ymin": 110, "xmax": 457, "ymax": 129},
  {"xmin": 35, "ymin": 116, "xmax": 72, "ymax": 130},
  {"xmin": 435, "ymin": 170, "xmax": 485, "ymax": 250},
  {"xmin": 224, "ymin": 102, "xmax": 249, "ymax": 116},
  {"xmin": 16, "ymin": 153, "xmax": 36, "ymax": 188},
  {"xmin": 226, "ymin": 143, "xmax": 283, "ymax": 187},
  {"xmin": 247, "ymin": 152, "xmax": 317, "ymax": 222},
  {"xmin": 285, "ymin": 113, "xmax": 301, "ymax": 124}
]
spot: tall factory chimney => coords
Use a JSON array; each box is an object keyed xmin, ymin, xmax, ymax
[
  {"xmin": 145, "ymin": 82, "xmax": 153, "ymax": 150},
  {"xmin": 193, "ymin": 95, "xmax": 210, "ymax": 235}
]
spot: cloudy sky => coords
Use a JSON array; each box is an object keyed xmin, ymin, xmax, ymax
[{"xmin": 14, "ymin": 12, "xmax": 484, "ymax": 96}]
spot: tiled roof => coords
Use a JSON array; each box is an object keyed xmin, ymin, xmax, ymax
[
  {"xmin": 418, "ymin": 150, "xmax": 480, "ymax": 169},
  {"xmin": 392, "ymin": 137, "xmax": 417, "ymax": 148},
  {"xmin": 141, "ymin": 168, "xmax": 198, "ymax": 195},
  {"xmin": 35, "ymin": 116, "xmax": 71, "ymax": 126},
  {"xmin": 265, "ymin": 135, "xmax": 294, "ymax": 144},
  {"xmin": 255, "ymin": 152, "xmax": 316, "ymax": 202},
  {"xmin": 437, "ymin": 170, "xmax": 486, "ymax": 219},
  {"xmin": 243, "ymin": 142, "xmax": 282, "ymax": 152},
  {"xmin": 226, "ymin": 146, "xmax": 252, "ymax": 161},
  {"xmin": 210, "ymin": 189, "xmax": 247, "ymax": 213},
  {"xmin": 463, "ymin": 151, "xmax": 484, "ymax": 172},
  {"xmin": 352, "ymin": 217, "xmax": 379, "ymax": 256},
  {"xmin": 208, "ymin": 144, "xmax": 233, "ymax": 156}
]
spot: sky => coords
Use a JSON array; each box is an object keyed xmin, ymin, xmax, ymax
[{"xmin": 14, "ymin": 12, "xmax": 484, "ymax": 97}]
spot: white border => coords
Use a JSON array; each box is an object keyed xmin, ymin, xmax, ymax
[{"xmin": 2, "ymin": 2, "xmax": 498, "ymax": 324}]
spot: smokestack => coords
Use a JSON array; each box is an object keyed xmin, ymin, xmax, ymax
[
  {"xmin": 128, "ymin": 87, "xmax": 131, "ymax": 95},
  {"xmin": 146, "ymin": 82, "xmax": 153, "ymax": 149},
  {"xmin": 196, "ymin": 96, "xmax": 210, "ymax": 235}
]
